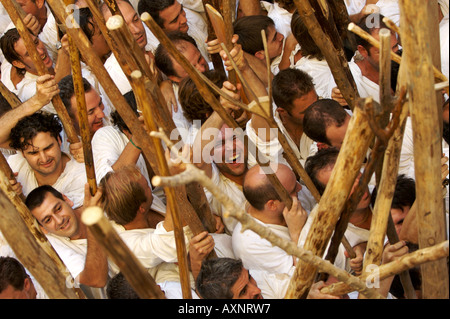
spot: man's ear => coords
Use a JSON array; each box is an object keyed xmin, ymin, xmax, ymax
[
  {"xmin": 62, "ymin": 194, "xmax": 74, "ymax": 208},
  {"xmin": 36, "ymin": 0, "xmax": 46, "ymax": 9},
  {"xmin": 11, "ymin": 60, "xmax": 26, "ymax": 70},
  {"xmin": 254, "ymin": 50, "xmax": 265, "ymax": 61},
  {"xmin": 276, "ymin": 107, "xmax": 287, "ymax": 116},
  {"xmin": 357, "ymin": 45, "xmax": 368, "ymax": 58}
]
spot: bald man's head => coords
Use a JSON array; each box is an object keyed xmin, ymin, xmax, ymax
[{"xmin": 243, "ymin": 164, "xmax": 300, "ymax": 211}]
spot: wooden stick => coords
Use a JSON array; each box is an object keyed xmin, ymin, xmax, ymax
[
  {"xmin": 150, "ymin": 146, "xmax": 384, "ymax": 299},
  {"xmin": 201, "ymin": 0, "xmax": 227, "ymax": 77},
  {"xmin": 321, "ymin": 240, "xmax": 449, "ymax": 296},
  {"xmin": 0, "ymin": 80, "xmax": 21, "ymax": 108},
  {"xmin": 64, "ymin": 0, "xmax": 97, "ymax": 196},
  {"xmin": 362, "ymin": 87, "xmax": 417, "ymax": 298},
  {"xmin": 130, "ymin": 70, "xmax": 192, "ymax": 299},
  {"xmin": 293, "ymin": 0, "xmax": 359, "ymax": 110},
  {"xmin": 348, "ymin": 22, "xmax": 449, "ymax": 95},
  {"xmin": 399, "ymin": 0, "xmax": 449, "ymax": 299},
  {"xmin": 81, "ymin": 206, "xmax": 166, "ymax": 299},
  {"xmin": 205, "ymin": 3, "xmax": 236, "ymax": 84},
  {"xmin": 0, "ymin": 85, "xmax": 26, "ymax": 202},
  {"xmin": 0, "ymin": 170, "xmax": 84, "ymax": 299},
  {"xmin": 284, "ymin": 98, "xmax": 374, "ymax": 299},
  {"xmin": 2, "ymin": 0, "xmax": 79, "ymax": 144},
  {"xmin": 219, "ymin": 43, "xmax": 323, "ymax": 203}
]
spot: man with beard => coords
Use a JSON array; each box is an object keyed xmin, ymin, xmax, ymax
[{"xmin": 7, "ymin": 112, "xmax": 87, "ymax": 210}]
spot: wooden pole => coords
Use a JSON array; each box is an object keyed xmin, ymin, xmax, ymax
[
  {"xmin": 293, "ymin": 0, "xmax": 359, "ymax": 110},
  {"xmin": 201, "ymin": 0, "xmax": 227, "ymax": 78},
  {"xmin": 284, "ymin": 98, "xmax": 374, "ymax": 299},
  {"xmin": 96, "ymin": 6, "xmax": 217, "ymax": 233},
  {"xmin": 399, "ymin": 0, "xmax": 449, "ymax": 299},
  {"xmin": 321, "ymin": 240, "xmax": 449, "ymax": 296},
  {"xmin": 348, "ymin": 22, "xmax": 449, "ymax": 95},
  {"xmin": 218, "ymin": 43, "xmax": 323, "ymax": 203},
  {"xmin": 2, "ymin": 0, "xmax": 79, "ymax": 144},
  {"xmin": 0, "ymin": 80, "xmax": 21, "ymax": 108},
  {"xmin": 64, "ymin": 0, "xmax": 97, "ymax": 196},
  {"xmin": 130, "ymin": 70, "xmax": 192, "ymax": 299},
  {"xmin": 81, "ymin": 206, "xmax": 166, "ymax": 299},
  {"xmin": 0, "ymin": 172, "xmax": 83, "ymax": 299},
  {"xmin": 150, "ymin": 149, "xmax": 384, "ymax": 299}
]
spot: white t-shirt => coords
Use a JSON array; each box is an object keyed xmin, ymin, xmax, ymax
[
  {"xmin": 7, "ymin": 152, "xmax": 87, "ymax": 209},
  {"xmin": 204, "ymin": 162, "xmax": 245, "ymax": 234},
  {"xmin": 91, "ymin": 125, "xmax": 167, "ymax": 213}
]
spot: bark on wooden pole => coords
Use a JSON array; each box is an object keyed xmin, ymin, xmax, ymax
[
  {"xmin": 321, "ymin": 240, "xmax": 449, "ymax": 296},
  {"xmin": 81, "ymin": 206, "xmax": 166, "ymax": 299},
  {"xmin": 0, "ymin": 172, "xmax": 83, "ymax": 299},
  {"xmin": 150, "ymin": 148, "xmax": 384, "ymax": 299},
  {"xmin": 398, "ymin": 0, "xmax": 449, "ymax": 299},
  {"xmin": 284, "ymin": 98, "xmax": 374, "ymax": 299},
  {"xmin": 100, "ymin": 11, "xmax": 217, "ymax": 234},
  {"xmin": 2, "ymin": 0, "xmax": 79, "ymax": 144},
  {"xmin": 201, "ymin": 0, "xmax": 227, "ymax": 78},
  {"xmin": 348, "ymin": 22, "xmax": 449, "ymax": 95},
  {"xmin": 130, "ymin": 70, "xmax": 192, "ymax": 299},
  {"xmin": 293, "ymin": 0, "xmax": 359, "ymax": 110},
  {"xmin": 0, "ymin": 80, "xmax": 21, "ymax": 108},
  {"xmin": 64, "ymin": 0, "xmax": 97, "ymax": 196}
]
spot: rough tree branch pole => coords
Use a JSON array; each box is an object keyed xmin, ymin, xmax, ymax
[
  {"xmin": 0, "ymin": 171, "xmax": 83, "ymax": 299},
  {"xmin": 2, "ymin": 0, "xmax": 79, "ymax": 144},
  {"xmin": 293, "ymin": 0, "xmax": 359, "ymax": 110},
  {"xmin": 150, "ymin": 131, "xmax": 383, "ymax": 299},
  {"xmin": 284, "ymin": 98, "xmax": 374, "ymax": 299},
  {"xmin": 398, "ymin": 0, "xmax": 449, "ymax": 299},
  {"xmin": 82, "ymin": 206, "xmax": 166, "ymax": 299}
]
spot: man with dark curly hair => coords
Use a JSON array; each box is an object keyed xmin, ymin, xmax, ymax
[{"xmin": 7, "ymin": 111, "xmax": 87, "ymax": 209}]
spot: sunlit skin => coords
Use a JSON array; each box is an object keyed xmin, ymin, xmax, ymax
[
  {"xmin": 212, "ymin": 125, "xmax": 248, "ymax": 185},
  {"xmin": 264, "ymin": 25, "xmax": 285, "ymax": 61},
  {"xmin": 69, "ymin": 89, "xmax": 105, "ymax": 136},
  {"xmin": 159, "ymin": 1, "xmax": 189, "ymax": 33},
  {"xmin": 12, "ymin": 36, "xmax": 54, "ymax": 75},
  {"xmin": 0, "ymin": 278, "xmax": 37, "ymax": 299},
  {"xmin": 325, "ymin": 114, "xmax": 351, "ymax": 149},
  {"xmin": 230, "ymin": 268, "xmax": 262, "ymax": 299},
  {"xmin": 30, "ymin": 192, "xmax": 83, "ymax": 240},
  {"xmin": 20, "ymin": 132, "xmax": 68, "ymax": 186},
  {"xmin": 169, "ymin": 41, "xmax": 209, "ymax": 82}
]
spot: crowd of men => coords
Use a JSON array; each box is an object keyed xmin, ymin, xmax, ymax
[{"xmin": 0, "ymin": 0, "xmax": 449, "ymax": 300}]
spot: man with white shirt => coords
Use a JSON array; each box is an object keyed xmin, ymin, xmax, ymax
[
  {"xmin": 7, "ymin": 112, "xmax": 87, "ymax": 209},
  {"xmin": 0, "ymin": 28, "xmax": 70, "ymax": 114},
  {"xmin": 154, "ymin": 31, "xmax": 210, "ymax": 134},
  {"xmin": 232, "ymin": 163, "xmax": 307, "ymax": 275},
  {"xmin": 25, "ymin": 184, "xmax": 111, "ymax": 298},
  {"xmin": 137, "ymin": 0, "xmax": 209, "ymax": 62}
]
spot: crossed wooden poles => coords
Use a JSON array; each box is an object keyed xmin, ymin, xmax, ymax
[{"xmin": 0, "ymin": 0, "xmax": 448, "ymax": 299}]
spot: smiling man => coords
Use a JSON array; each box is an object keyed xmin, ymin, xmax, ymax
[
  {"xmin": 0, "ymin": 28, "xmax": 70, "ymax": 114},
  {"xmin": 7, "ymin": 112, "xmax": 88, "ymax": 209},
  {"xmin": 24, "ymin": 184, "xmax": 111, "ymax": 296},
  {"xmin": 58, "ymin": 75, "xmax": 107, "ymax": 138}
]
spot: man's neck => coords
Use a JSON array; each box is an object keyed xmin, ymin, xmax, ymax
[
  {"xmin": 248, "ymin": 205, "xmax": 286, "ymax": 226},
  {"xmin": 279, "ymin": 113, "xmax": 304, "ymax": 146},
  {"xmin": 356, "ymin": 60, "xmax": 379, "ymax": 85},
  {"xmin": 36, "ymin": 6, "xmax": 48, "ymax": 31},
  {"xmin": 350, "ymin": 206, "xmax": 372, "ymax": 230},
  {"xmin": 220, "ymin": 170, "xmax": 246, "ymax": 186}
]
